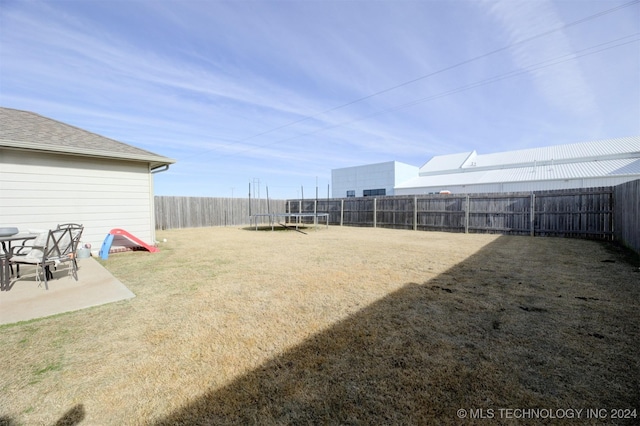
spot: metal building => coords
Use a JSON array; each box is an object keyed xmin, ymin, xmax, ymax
[
  {"xmin": 393, "ymin": 136, "xmax": 640, "ymax": 195},
  {"xmin": 331, "ymin": 161, "xmax": 419, "ymax": 198}
]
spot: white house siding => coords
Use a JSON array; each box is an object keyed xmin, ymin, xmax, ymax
[{"xmin": 0, "ymin": 149, "xmax": 156, "ymax": 251}]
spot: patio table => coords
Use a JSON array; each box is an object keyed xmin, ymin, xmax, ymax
[{"xmin": 0, "ymin": 233, "xmax": 38, "ymax": 290}]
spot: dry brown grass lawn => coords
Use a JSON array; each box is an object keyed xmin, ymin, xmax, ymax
[{"xmin": 0, "ymin": 226, "xmax": 638, "ymax": 425}]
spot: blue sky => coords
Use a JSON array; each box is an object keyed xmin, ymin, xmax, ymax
[{"xmin": 1, "ymin": 0, "xmax": 639, "ymax": 199}]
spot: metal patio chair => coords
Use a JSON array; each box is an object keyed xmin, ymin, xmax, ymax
[
  {"xmin": 10, "ymin": 224, "xmax": 84, "ymax": 290},
  {"xmin": 56, "ymin": 223, "xmax": 84, "ymax": 272}
]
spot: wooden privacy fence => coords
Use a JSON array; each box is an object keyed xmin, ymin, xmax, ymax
[
  {"xmin": 155, "ymin": 196, "xmax": 286, "ymax": 229},
  {"xmin": 154, "ymin": 180, "xmax": 638, "ymax": 253},
  {"xmin": 286, "ymin": 187, "xmax": 617, "ymax": 239},
  {"xmin": 613, "ymin": 179, "xmax": 640, "ymax": 253}
]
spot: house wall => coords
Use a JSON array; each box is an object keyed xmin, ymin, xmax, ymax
[{"xmin": 0, "ymin": 149, "xmax": 157, "ymax": 252}]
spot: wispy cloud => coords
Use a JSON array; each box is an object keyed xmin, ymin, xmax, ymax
[
  {"xmin": 2, "ymin": 0, "xmax": 638, "ymax": 198},
  {"xmin": 480, "ymin": 0, "xmax": 599, "ymax": 117}
]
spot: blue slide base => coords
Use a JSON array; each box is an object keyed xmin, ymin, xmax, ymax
[{"xmin": 99, "ymin": 233, "xmax": 115, "ymax": 260}]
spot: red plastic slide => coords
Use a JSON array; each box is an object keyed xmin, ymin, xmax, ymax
[
  {"xmin": 99, "ymin": 228, "xmax": 159, "ymax": 259},
  {"xmin": 109, "ymin": 228, "xmax": 159, "ymax": 253}
]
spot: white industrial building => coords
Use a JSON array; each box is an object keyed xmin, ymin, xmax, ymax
[
  {"xmin": 332, "ymin": 137, "xmax": 640, "ymax": 197},
  {"xmin": 331, "ymin": 161, "xmax": 418, "ymax": 198}
]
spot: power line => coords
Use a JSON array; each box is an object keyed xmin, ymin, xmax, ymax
[
  {"xmin": 206, "ymin": 34, "xmax": 639, "ymax": 160},
  {"xmin": 340, "ymin": 36, "xmax": 640, "ymax": 128},
  {"xmin": 183, "ymin": 0, "xmax": 640, "ymax": 161}
]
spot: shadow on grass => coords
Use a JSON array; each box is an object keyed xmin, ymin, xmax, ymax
[
  {"xmin": 53, "ymin": 404, "xmax": 85, "ymax": 426},
  {"xmin": 154, "ymin": 237, "xmax": 639, "ymax": 425},
  {"xmin": 0, "ymin": 417, "xmax": 17, "ymax": 426},
  {"xmin": 1, "ymin": 404, "xmax": 84, "ymax": 426}
]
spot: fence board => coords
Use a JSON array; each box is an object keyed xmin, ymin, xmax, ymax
[
  {"xmin": 467, "ymin": 193, "xmax": 531, "ymax": 235},
  {"xmin": 154, "ymin": 182, "xmax": 637, "ymax": 254},
  {"xmin": 613, "ymin": 179, "xmax": 640, "ymax": 253},
  {"xmin": 534, "ymin": 188, "xmax": 613, "ymax": 239},
  {"xmin": 155, "ymin": 196, "xmax": 285, "ymax": 229},
  {"xmin": 284, "ymin": 186, "xmax": 628, "ymax": 242}
]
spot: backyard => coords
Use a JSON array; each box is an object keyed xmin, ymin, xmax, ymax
[{"xmin": 0, "ymin": 226, "xmax": 638, "ymax": 425}]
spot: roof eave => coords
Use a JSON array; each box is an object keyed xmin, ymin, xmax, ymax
[{"xmin": 1, "ymin": 139, "xmax": 176, "ymax": 168}]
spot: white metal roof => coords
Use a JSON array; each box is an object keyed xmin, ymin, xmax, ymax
[
  {"xmin": 419, "ymin": 151, "xmax": 475, "ymax": 173},
  {"xmin": 397, "ymin": 158, "xmax": 640, "ymax": 189},
  {"xmin": 419, "ymin": 136, "xmax": 640, "ymax": 176},
  {"xmin": 472, "ymin": 137, "xmax": 640, "ymax": 169}
]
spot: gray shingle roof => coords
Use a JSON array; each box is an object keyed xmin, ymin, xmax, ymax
[{"xmin": 0, "ymin": 107, "xmax": 175, "ymax": 169}]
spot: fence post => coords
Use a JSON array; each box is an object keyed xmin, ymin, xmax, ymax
[
  {"xmin": 465, "ymin": 195, "xmax": 470, "ymax": 234},
  {"xmin": 314, "ymin": 199, "xmax": 318, "ymax": 227},
  {"xmin": 373, "ymin": 198, "xmax": 377, "ymax": 228},
  {"xmin": 530, "ymin": 192, "xmax": 536, "ymax": 237},
  {"xmin": 413, "ymin": 196, "xmax": 417, "ymax": 231},
  {"xmin": 286, "ymin": 200, "xmax": 290, "ymax": 225},
  {"xmin": 340, "ymin": 199, "xmax": 344, "ymax": 226},
  {"xmin": 608, "ymin": 189, "xmax": 614, "ymax": 240}
]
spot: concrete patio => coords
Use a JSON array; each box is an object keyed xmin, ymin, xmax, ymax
[{"xmin": 0, "ymin": 256, "xmax": 135, "ymax": 325}]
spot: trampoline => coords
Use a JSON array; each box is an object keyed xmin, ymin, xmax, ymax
[{"xmin": 249, "ymin": 213, "xmax": 329, "ymax": 231}]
